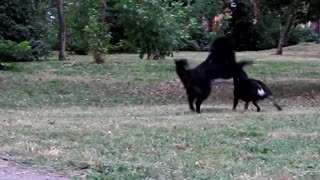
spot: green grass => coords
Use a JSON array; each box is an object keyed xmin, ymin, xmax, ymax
[
  {"xmin": 1, "ymin": 106, "xmax": 319, "ymax": 179},
  {"xmin": 1, "ymin": 56, "xmax": 320, "ymax": 110},
  {"xmin": 246, "ymin": 61, "xmax": 320, "ymax": 79},
  {"xmin": 0, "ymin": 50, "xmax": 320, "ymax": 179}
]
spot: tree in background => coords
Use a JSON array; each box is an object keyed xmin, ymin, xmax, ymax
[
  {"xmin": 85, "ymin": 0, "xmax": 110, "ymax": 64},
  {"xmin": 192, "ymin": 0, "xmax": 223, "ymax": 32},
  {"xmin": 224, "ymin": 0, "xmax": 319, "ymax": 52},
  {"xmin": 179, "ymin": 0, "xmax": 223, "ymax": 51},
  {"xmin": 57, "ymin": 0, "xmax": 66, "ymax": 60},
  {"xmin": 117, "ymin": 0, "xmax": 189, "ymax": 60},
  {"xmin": 260, "ymin": 0, "xmax": 319, "ymax": 54}
]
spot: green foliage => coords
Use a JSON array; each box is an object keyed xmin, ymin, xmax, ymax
[
  {"xmin": 84, "ymin": 0, "xmax": 111, "ymax": 54},
  {"xmin": 249, "ymin": 13, "xmax": 280, "ymax": 50},
  {"xmin": 169, "ymin": 0, "xmax": 223, "ymax": 51},
  {"xmin": 117, "ymin": 0, "xmax": 189, "ymax": 59},
  {"xmin": 225, "ymin": 0, "xmax": 319, "ymax": 51},
  {"xmin": 0, "ymin": 0, "xmax": 51, "ymax": 61},
  {"xmin": 0, "ymin": 1, "xmax": 37, "ymax": 42},
  {"xmin": 179, "ymin": 17, "xmax": 219, "ymax": 51},
  {"xmin": 65, "ymin": 0, "xmax": 90, "ymax": 55},
  {"xmin": 288, "ymin": 26, "xmax": 318, "ymax": 45},
  {"xmin": 191, "ymin": 0, "xmax": 223, "ymax": 21},
  {"xmin": 0, "ymin": 40, "xmax": 34, "ymax": 62}
]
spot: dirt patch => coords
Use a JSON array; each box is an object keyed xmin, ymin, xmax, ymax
[
  {"xmin": 0, "ymin": 158, "xmax": 69, "ymax": 180},
  {"xmin": 146, "ymin": 78, "xmax": 320, "ymax": 108}
]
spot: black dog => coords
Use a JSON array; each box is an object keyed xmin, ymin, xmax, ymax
[
  {"xmin": 174, "ymin": 59, "xmax": 211, "ymax": 113},
  {"xmin": 174, "ymin": 36, "xmax": 254, "ymax": 113},
  {"xmin": 204, "ymin": 36, "xmax": 239, "ymax": 79},
  {"xmin": 175, "ymin": 58, "xmax": 252, "ymax": 113},
  {"xmin": 233, "ymin": 67, "xmax": 282, "ymax": 112}
]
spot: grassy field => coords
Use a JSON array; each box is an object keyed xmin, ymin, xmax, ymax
[{"xmin": 0, "ymin": 44, "xmax": 319, "ymax": 179}]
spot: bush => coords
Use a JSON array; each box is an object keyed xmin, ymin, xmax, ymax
[
  {"xmin": 29, "ymin": 40, "xmax": 52, "ymax": 59},
  {"xmin": 0, "ymin": 40, "xmax": 33, "ymax": 62},
  {"xmin": 0, "ymin": 40, "xmax": 50, "ymax": 62},
  {"xmin": 287, "ymin": 26, "xmax": 318, "ymax": 45},
  {"xmin": 68, "ymin": 38, "xmax": 89, "ymax": 55}
]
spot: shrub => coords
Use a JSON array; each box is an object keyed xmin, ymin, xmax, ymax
[
  {"xmin": 29, "ymin": 40, "xmax": 52, "ymax": 59},
  {"xmin": 0, "ymin": 39, "xmax": 50, "ymax": 62},
  {"xmin": 0, "ymin": 40, "xmax": 33, "ymax": 62},
  {"xmin": 287, "ymin": 26, "xmax": 318, "ymax": 45}
]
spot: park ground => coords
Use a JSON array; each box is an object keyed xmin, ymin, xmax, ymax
[{"xmin": 0, "ymin": 43, "xmax": 319, "ymax": 179}]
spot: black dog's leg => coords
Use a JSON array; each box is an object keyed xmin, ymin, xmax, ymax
[
  {"xmin": 244, "ymin": 102, "xmax": 249, "ymax": 110},
  {"xmin": 188, "ymin": 95, "xmax": 196, "ymax": 111},
  {"xmin": 252, "ymin": 101, "xmax": 261, "ymax": 112},
  {"xmin": 232, "ymin": 98, "xmax": 239, "ymax": 111},
  {"xmin": 195, "ymin": 98, "xmax": 203, "ymax": 114}
]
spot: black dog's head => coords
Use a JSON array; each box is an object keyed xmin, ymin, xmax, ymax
[
  {"xmin": 209, "ymin": 36, "xmax": 235, "ymax": 55},
  {"xmin": 233, "ymin": 60, "xmax": 254, "ymax": 80}
]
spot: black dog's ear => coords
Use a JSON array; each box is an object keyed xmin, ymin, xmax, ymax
[{"xmin": 174, "ymin": 58, "xmax": 190, "ymax": 69}]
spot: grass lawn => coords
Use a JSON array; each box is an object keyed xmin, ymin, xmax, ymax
[{"xmin": 0, "ymin": 44, "xmax": 319, "ymax": 179}]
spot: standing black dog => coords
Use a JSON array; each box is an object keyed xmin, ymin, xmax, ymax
[
  {"xmin": 174, "ymin": 59, "xmax": 211, "ymax": 113},
  {"xmin": 233, "ymin": 78, "xmax": 283, "ymax": 112},
  {"xmin": 175, "ymin": 58, "xmax": 252, "ymax": 113},
  {"xmin": 232, "ymin": 66, "xmax": 282, "ymax": 112}
]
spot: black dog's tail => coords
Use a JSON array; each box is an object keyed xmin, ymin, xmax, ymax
[
  {"xmin": 174, "ymin": 59, "xmax": 191, "ymax": 88},
  {"xmin": 236, "ymin": 60, "xmax": 254, "ymax": 68},
  {"xmin": 254, "ymin": 80, "xmax": 282, "ymax": 111}
]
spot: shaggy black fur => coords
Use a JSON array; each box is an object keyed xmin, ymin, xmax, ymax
[
  {"xmin": 204, "ymin": 36, "xmax": 238, "ymax": 79},
  {"xmin": 232, "ymin": 67, "xmax": 282, "ymax": 112}
]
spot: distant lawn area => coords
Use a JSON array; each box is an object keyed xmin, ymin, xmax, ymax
[{"xmin": 0, "ymin": 45, "xmax": 319, "ymax": 179}]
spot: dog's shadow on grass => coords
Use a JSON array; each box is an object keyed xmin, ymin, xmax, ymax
[{"xmin": 176, "ymin": 107, "xmax": 232, "ymax": 115}]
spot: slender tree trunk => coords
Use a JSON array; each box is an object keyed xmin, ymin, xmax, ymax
[
  {"xmin": 207, "ymin": 17, "xmax": 213, "ymax": 32},
  {"xmin": 276, "ymin": 15, "xmax": 293, "ymax": 55},
  {"xmin": 57, "ymin": 0, "xmax": 66, "ymax": 60},
  {"xmin": 318, "ymin": 18, "xmax": 320, "ymax": 40},
  {"xmin": 93, "ymin": 0, "xmax": 107, "ymax": 64}
]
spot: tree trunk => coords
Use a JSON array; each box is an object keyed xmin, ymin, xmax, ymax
[
  {"xmin": 93, "ymin": 0, "xmax": 107, "ymax": 64},
  {"xmin": 276, "ymin": 15, "xmax": 293, "ymax": 55},
  {"xmin": 318, "ymin": 18, "xmax": 320, "ymax": 40},
  {"xmin": 207, "ymin": 17, "xmax": 213, "ymax": 32},
  {"xmin": 57, "ymin": 0, "xmax": 66, "ymax": 60}
]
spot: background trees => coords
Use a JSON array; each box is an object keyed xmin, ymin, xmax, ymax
[
  {"xmin": 0, "ymin": 0, "xmax": 319, "ymax": 63},
  {"xmin": 0, "ymin": 0, "xmax": 48, "ymax": 62},
  {"xmin": 225, "ymin": 0, "xmax": 319, "ymax": 53}
]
